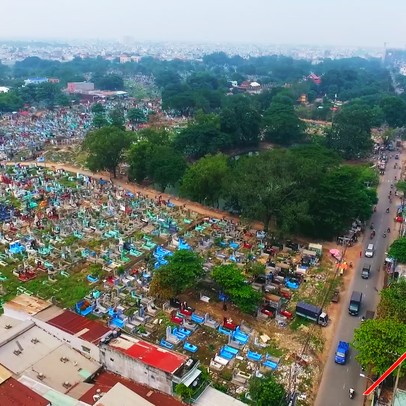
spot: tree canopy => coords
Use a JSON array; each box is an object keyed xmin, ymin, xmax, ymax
[
  {"xmin": 388, "ymin": 237, "xmax": 406, "ymax": 264},
  {"xmin": 82, "ymin": 127, "xmax": 132, "ymax": 177},
  {"xmin": 377, "ymin": 279, "xmax": 406, "ymax": 324},
  {"xmin": 352, "ymin": 319, "xmax": 406, "ymax": 375},
  {"xmin": 248, "ymin": 373, "xmax": 287, "ymax": 406},
  {"xmin": 149, "ymin": 250, "xmax": 204, "ymax": 298}
]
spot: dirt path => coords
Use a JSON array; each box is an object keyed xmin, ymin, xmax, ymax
[{"xmin": 11, "ymin": 161, "xmax": 265, "ymax": 230}]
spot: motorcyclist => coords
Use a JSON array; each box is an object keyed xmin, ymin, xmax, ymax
[
  {"xmin": 386, "ymin": 207, "xmax": 390, "ymax": 213},
  {"xmin": 383, "ymin": 233, "xmax": 387, "ymax": 238},
  {"xmin": 349, "ymin": 388, "xmax": 355, "ymax": 398},
  {"xmin": 370, "ymin": 223, "xmax": 374, "ymax": 229},
  {"xmin": 387, "ymin": 227, "xmax": 391, "ymax": 233}
]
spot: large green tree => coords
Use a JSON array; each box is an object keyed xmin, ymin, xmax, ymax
[
  {"xmin": 380, "ymin": 96, "xmax": 406, "ymax": 128},
  {"xmin": 248, "ymin": 373, "xmax": 287, "ymax": 406},
  {"xmin": 146, "ymin": 145, "xmax": 186, "ymax": 191},
  {"xmin": 388, "ymin": 237, "xmax": 406, "ymax": 264},
  {"xmin": 149, "ymin": 250, "xmax": 204, "ymax": 298},
  {"xmin": 310, "ymin": 165, "xmax": 375, "ymax": 238},
  {"xmin": 212, "ymin": 264, "xmax": 261, "ymax": 313},
  {"xmin": 127, "ymin": 107, "xmax": 147, "ymax": 124},
  {"xmin": 175, "ymin": 113, "xmax": 231, "ymax": 159},
  {"xmin": 262, "ymin": 102, "xmax": 306, "ymax": 145},
  {"xmin": 82, "ymin": 126, "xmax": 132, "ymax": 177},
  {"xmin": 352, "ymin": 319, "xmax": 406, "ymax": 375},
  {"xmin": 377, "ymin": 279, "xmax": 406, "ymax": 323},
  {"xmin": 109, "ymin": 107, "xmax": 125, "ymax": 128},
  {"xmin": 326, "ymin": 105, "xmax": 374, "ymax": 159},
  {"xmin": 180, "ymin": 153, "xmax": 230, "ymax": 206}
]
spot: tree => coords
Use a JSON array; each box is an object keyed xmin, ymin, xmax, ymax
[
  {"xmin": 149, "ymin": 250, "xmax": 204, "ymax": 298},
  {"xmin": 0, "ymin": 92, "xmax": 23, "ymax": 112},
  {"xmin": 248, "ymin": 373, "xmax": 287, "ymax": 406},
  {"xmin": 82, "ymin": 127, "xmax": 132, "ymax": 178},
  {"xmin": 227, "ymin": 150, "xmax": 301, "ymax": 232},
  {"xmin": 91, "ymin": 103, "xmax": 105, "ymax": 114},
  {"xmin": 262, "ymin": 102, "xmax": 306, "ymax": 145},
  {"xmin": 388, "ymin": 237, "xmax": 406, "ymax": 264},
  {"xmin": 377, "ymin": 279, "xmax": 406, "ymax": 323},
  {"xmin": 212, "ymin": 264, "xmax": 262, "ymax": 313},
  {"xmin": 147, "ymin": 145, "xmax": 187, "ymax": 191},
  {"xmin": 127, "ymin": 107, "xmax": 147, "ymax": 124},
  {"xmin": 352, "ymin": 319, "xmax": 406, "ymax": 375},
  {"xmin": 109, "ymin": 107, "xmax": 125, "ymax": 128},
  {"xmin": 93, "ymin": 74, "xmax": 124, "ymax": 90},
  {"xmin": 326, "ymin": 106, "xmax": 374, "ymax": 159},
  {"xmin": 127, "ymin": 141, "xmax": 150, "ymax": 183},
  {"xmin": 92, "ymin": 113, "xmax": 108, "ymax": 128},
  {"xmin": 310, "ymin": 165, "xmax": 375, "ymax": 238},
  {"xmin": 175, "ymin": 113, "xmax": 231, "ymax": 158},
  {"xmin": 180, "ymin": 154, "xmax": 230, "ymax": 206},
  {"xmin": 380, "ymin": 96, "xmax": 406, "ymax": 128}
]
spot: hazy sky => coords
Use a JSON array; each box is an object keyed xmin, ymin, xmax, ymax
[{"xmin": 2, "ymin": 0, "xmax": 406, "ymax": 47}]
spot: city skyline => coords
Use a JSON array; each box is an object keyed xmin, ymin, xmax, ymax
[{"xmin": 2, "ymin": 0, "xmax": 406, "ymax": 48}]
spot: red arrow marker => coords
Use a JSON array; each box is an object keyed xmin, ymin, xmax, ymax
[{"xmin": 364, "ymin": 353, "xmax": 406, "ymax": 396}]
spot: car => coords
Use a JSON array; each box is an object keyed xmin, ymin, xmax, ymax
[
  {"xmin": 335, "ymin": 341, "xmax": 349, "ymax": 364},
  {"xmin": 365, "ymin": 243, "xmax": 374, "ymax": 258},
  {"xmin": 331, "ymin": 289, "xmax": 340, "ymax": 303},
  {"xmin": 361, "ymin": 265, "xmax": 371, "ymax": 279}
]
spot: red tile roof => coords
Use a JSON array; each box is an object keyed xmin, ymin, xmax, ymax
[
  {"xmin": 0, "ymin": 378, "xmax": 49, "ymax": 406},
  {"xmin": 80, "ymin": 371, "xmax": 185, "ymax": 406},
  {"xmin": 47, "ymin": 310, "xmax": 110, "ymax": 344},
  {"xmin": 112, "ymin": 340, "xmax": 187, "ymax": 374}
]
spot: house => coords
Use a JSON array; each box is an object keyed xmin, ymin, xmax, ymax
[
  {"xmin": 0, "ymin": 86, "xmax": 9, "ymax": 93},
  {"xmin": 100, "ymin": 334, "xmax": 201, "ymax": 396},
  {"xmin": 24, "ymin": 77, "xmax": 49, "ymax": 86},
  {"xmin": 195, "ymin": 386, "xmax": 246, "ymax": 406},
  {"xmin": 308, "ymin": 73, "xmax": 321, "ymax": 85}
]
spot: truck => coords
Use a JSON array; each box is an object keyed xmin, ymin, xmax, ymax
[
  {"xmin": 335, "ymin": 341, "xmax": 349, "ymax": 364},
  {"xmin": 361, "ymin": 265, "xmax": 371, "ymax": 279},
  {"xmin": 348, "ymin": 291, "xmax": 363, "ymax": 316},
  {"xmin": 295, "ymin": 301, "xmax": 329, "ymax": 326}
]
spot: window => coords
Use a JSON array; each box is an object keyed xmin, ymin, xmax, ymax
[{"xmin": 81, "ymin": 346, "xmax": 91, "ymax": 353}]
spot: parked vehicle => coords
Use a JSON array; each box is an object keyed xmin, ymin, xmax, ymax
[
  {"xmin": 335, "ymin": 341, "xmax": 349, "ymax": 364},
  {"xmin": 331, "ymin": 289, "xmax": 340, "ymax": 303},
  {"xmin": 349, "ymin": 291, "xmax": 363, "ymax": 316},
  {"xmin": 361, "ymin": 265, "xmax": 371, "ymax": 279},
  {"xmin": 295, "ymin": 301, "xmax": 328, "ymax": 326}
]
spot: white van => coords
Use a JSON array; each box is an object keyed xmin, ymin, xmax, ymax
[{"xmin": 365, "ymin": 244, "xmax": 374, "ymax": 258}]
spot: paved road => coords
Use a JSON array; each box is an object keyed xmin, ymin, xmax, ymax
[{"xmin": 315, "ymin": 155, "xmax": 401, "ymax": 406}]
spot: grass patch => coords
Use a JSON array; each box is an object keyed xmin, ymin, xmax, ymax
[{"xmin": 290, "ymin": 316, "xmax": 312, "ymax": 331}]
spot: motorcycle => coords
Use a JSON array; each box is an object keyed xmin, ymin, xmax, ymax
[
  {"xmin": 383, "ymin": 233, "xmax": 387, "ymax": 238},
  {"xmin": 349, "ymin": 388, "xmax": 355, "ymax": 399},
  {"xmin": 370, "ymin": 231, "xmax": 375, "ymax": 239},
  {"xmin": 386, "ymin": 208, "xmax": 390, "ymax": 213}
]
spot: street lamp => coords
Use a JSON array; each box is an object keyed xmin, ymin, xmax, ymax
[{"xmin": 360, "ymin": 373, "xmax": 374, "ymax": 384}]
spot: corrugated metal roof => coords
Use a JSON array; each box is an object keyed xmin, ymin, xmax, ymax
[
  {"xmin": 47, "ymin": 311, "xmax": 110, "ymax": 344},
  {"xmin": 113, "ymin": 339, "xmax": 187, "ymax": 374},
  {"xmin": 0, "ymin": 377, "xmax": 49, "ymax": 406},
  {"xmin": 79, "ymin": 371, "xmax": 186, "ymax": 406},
  {"xmin": 95, "ymin": 382, "xmax": 154, "ymax": 406}
]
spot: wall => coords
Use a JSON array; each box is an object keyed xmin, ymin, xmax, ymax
[{"xmin": 99, "ymin": 345, "xmax": 172, "ymax": 395}]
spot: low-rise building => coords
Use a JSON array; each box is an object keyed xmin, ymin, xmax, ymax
[
  {"xmin": 67, "ymin": 82, "xmax": 95, "ymax": 93},
  {"xmin": 100, "ymin": 334, "xmax": 201, "ymax": 395},
  {"xmin": 0, "ymin": 376, "xmax": 50, "ymax": 406}
]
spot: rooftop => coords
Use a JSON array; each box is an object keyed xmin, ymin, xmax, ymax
[
  {"xmin": 195, "ymin": 387, "xmax": 246, "ymax": 406},
  {"xmin": 3, "ymin": 294, "xmax": 51, "ymax": 318},
  {"xmin": 94, "ymin": 382, "xmax": 154, "ymax": 406},
  {"xmin": 0, "ymin": 325, "xmax": 61, "ymax": 374},
  {"xmin": 109, "ymin": 335, "xmax": 188, "ymax": 374},
  {"xmin": 80, "ymin": 370, "xmax": 186, "ymax": 406},
  {"xmin": 19, "ymin": 375, "xmax": 90, "ymax": 406},
  {"xmin": 0, "ymin": 377, "xmax": 49, "ymax": 406},
  {"xmin": 47, "ymin": 310, "xmax": 110, "ymax": 344}
]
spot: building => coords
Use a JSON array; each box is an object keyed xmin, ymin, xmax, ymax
[
  {"xmin": 0, "ymin": 376, "xmax": 50, "ymax": 406},
  {"xmin": 67, "ymin": 82, "xmax": 95, "ymax": 94},
  {"xmin": 195, "ymin": 386, "xmax": 246, "ymax": 406},
  {"xmin": 34, "ymin": 306, "xmax": 111, "ymax": 360},
  {"xmin": 79, "ymin": 370, "xmax": 185, "ymax": 406},
  {"xmin": 0, "ymin": 86, "xmax": 9, "ymax": 93},
  {"xmin": 100, "ymin": 334, "xmax": 201, "ymax": 395},
  {"xmin": 393, "ymin": 388, "xmax": 406, "ymax": 406},
  {"xmin": 94, "ymin": 382, "xmax": 154, "ymax": 406},
  {"xmin": 24, "ymin": 77, "xmax": 49, "ymax": 86}
]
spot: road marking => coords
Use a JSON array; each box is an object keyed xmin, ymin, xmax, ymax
[{"xmin": 343, "ymin": 383, "xmax": 346, "ymax": 390}]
